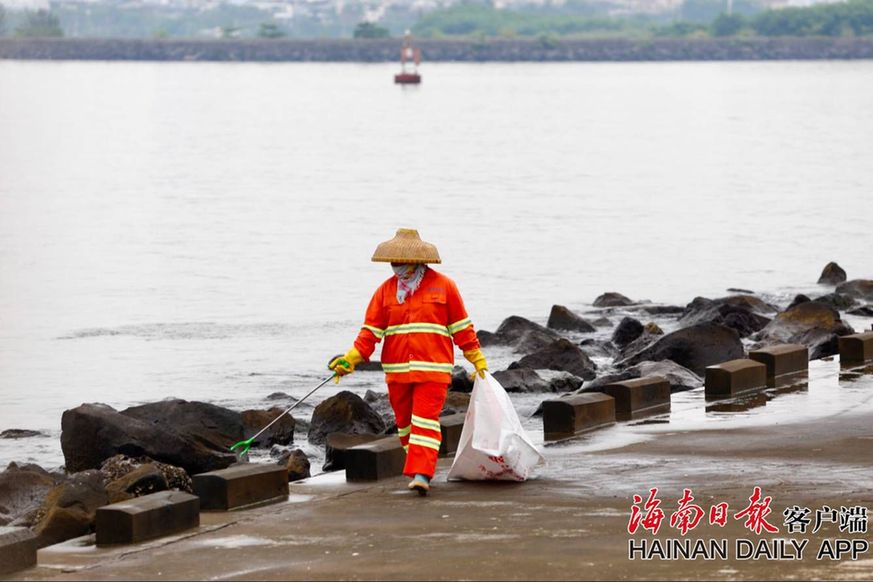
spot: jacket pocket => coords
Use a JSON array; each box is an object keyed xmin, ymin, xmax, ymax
[{"xmin": 419, "ymin": 293, "xmax": 447, "ymax": 322}]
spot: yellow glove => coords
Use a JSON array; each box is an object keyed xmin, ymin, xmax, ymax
[
  {"xmin": 463, "ymin": 349, "xmax": 488, "ymax": 379},
  {"xmin": 328, "ymin": 347, "xmax": 364, "ymax": 384}
]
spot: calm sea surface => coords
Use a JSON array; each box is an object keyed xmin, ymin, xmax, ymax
[{"xmin": 1, "ymin": 60, "xmax": 871, "ymax": 469}]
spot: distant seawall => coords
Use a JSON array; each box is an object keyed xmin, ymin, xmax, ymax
[{"xmin": 2, "ymin": 38, "xmax": 873, "ymax": 62}]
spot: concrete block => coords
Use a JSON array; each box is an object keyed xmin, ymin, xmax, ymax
[
  {"xmin": 749, "ymin": 344, "xmax": 808, "ymax": 383},
  {"xmin": 0, "ymin": 526, "xmax": 37, "ymax": 575},
  {"xmin": 95, "ymin": 491, "xmax": 199, "ymax": 546},
  {"xmin": 596, "ymin": 376, "xmax": 670, "ymax": 421},
  {"xmin": 193, "ymin": 464, "xmax": 288, "ymax": 511},
  {"xmin": 705, "ymin": 359, "xmax": 767, "ymax": 398},
  {"xmin": 323, "ymin": 433, "xmax": 385, "ymax": 472},
  {"xmin": 345, "ymin": 437, "xmax": 406, "ymax": 482},
  {"xmin": 439, "ymin": 413, "xmax": 465, "ymax": 457},
  {"xmin": 839, "ymin": 332, "xmax": 873, "ymax": 364},
  {"xmin": 542, "ymin": 393, "xmax": 616, "ymax": 441}
]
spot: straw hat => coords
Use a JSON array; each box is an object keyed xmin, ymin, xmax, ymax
[{"xmin": 371, "ymin": 228, "xmax": 441, "ymax": 264}]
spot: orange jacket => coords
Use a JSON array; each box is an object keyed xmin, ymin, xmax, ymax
[{"xmin": 354, "ymin": 268, "xmax": 480, "ymax": 384}]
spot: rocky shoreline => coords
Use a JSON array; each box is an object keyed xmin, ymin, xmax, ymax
[
  {"xmin": 1, "ymin": 261, "xmax": 871, "ymax": 554},
  {"xmin": 2, "ymin": 37, "xmax": 873, "ymax": 62}
]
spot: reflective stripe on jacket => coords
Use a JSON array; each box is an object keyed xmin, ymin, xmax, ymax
[{"xmin": 353, "ymin": 268, "xmax": 480, "ymax": 384}]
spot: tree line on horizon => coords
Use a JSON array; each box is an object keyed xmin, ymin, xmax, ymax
[
  {"xmin": 412, "ymin": 0, "xmax": 873, "ymax": 39},
  {"xmin": 0, "ymin": 0, "xmax": 871, "ymax": 40}
]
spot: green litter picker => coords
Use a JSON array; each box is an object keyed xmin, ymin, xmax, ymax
[{"xmin": 229, "ymin": 372, "xmax": 336, "ymax": 456}]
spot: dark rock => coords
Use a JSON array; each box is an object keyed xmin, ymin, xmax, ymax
[
  {"xmin": 475, "ymin": 330, "xmax": 496, "ymax": 345},
  {"xmin": 681, "ymin": 295, "xmax": 777, "ymax": 323},
  {"xmin": 592, "ymin": 317, "xmax": 612, "ymax": 327},
  {"xmin": 719, "ymin": 308, "xmax": 772, "ymax": 338},
  {"xmin": 0, "ymin": 463, "xmax": 61, "ymax": 528},
  {"xmin": 152, "ymin": 462, "xmax": 192, "ymax": 493},
  {"xmin": 443, "ymin": 391, "xmax": 471, "ymax": 414},
  {"xmin": 272, "ymin": 448, "xmax": 310, "ymax": 482},
  {"xmin": 33, "ymin": 470, "xmax": 108, "ymax": 548},
  {"xmin": 818, "ymin": 262, "xmax": 847, "ymax": 285},
  {"xmin": 61, "ymin": 403, "xmax": 237, "ymax": 476},
  {"xmin": 836, "ymin": 280, "xmax": 873, "ymax": 302},
  {"xmin": 99, "ymin": 455, "xmax": 192, "ymax": 494},
  {"xmin": 307, "ymin": 391, "xmax": 386, "ymax": 445},
  {"xmin": 727, "ymin": 288, "xmax": 755, "ymax": 294},
  {"xmin": 547, "ymin": 372, "xmax": 585, "ymax": 393},
  {"xmin": 450, "ymin": 366, "xmax": 474, "ymax": 393},
  {"xmin": 515, "ymin": 338, "xmax": 597, "ymax": 380},
  {"xmin": 618, "ymin": 330, "xmax": 662, "ymax": 360},
  {"xmin": 492, "ymin": 368, "xmax": 550, "ymax": 393},
  {"xmin": 593, "ymin": 292, "xmax": 633, "ymax": 307},
  {"xmin": 241, "ymin": 408, "xmax": 295, "ymax": 448},
  {"xmin": 612, "ymin": 317, "xmax": 643, "ymax": 348},
  {"xmin": 787, "ymin": 294, "xmax": 811, "ymax": 310},
  {"xmin": 618, "ymin": 323, "xmax": 745, "ymax": 376},
  {"xmin": 364, "ymin": 389, "xmax": 396, "ymax": 427},
  {"xmin": 265, "ymin": 391, "xmax": 294, "ymax": 401},
  {"xmin": 547, "ymin": 305, "xmax": 596, "ymax": 333},
  {"xmin": 810, "ymin": 335, "xmax": 842, "ymax": 360},
  {"xmin": 628, "ymin": 360, "xmax": 703, "ymax": 393},
  {"xmin": 0, "ymin": 429, "xmax": 45, "ymax": 439},
  {"xmin": 848, "ymin": 306, "xmax": 873, "ymax": 317},
  {"xmin": 644, "ymin": 322, "xmax": 664, "ymax": 335},
  {"xmin": 753, "ymin": 301, "xmax": 854, "ymax": 360},
  {"xmin": 478, "ymin": 316, "xmax": 559, "ymax": 353},
  {"xmin": 579, "ymin": 360, "xmax": 701, "ymax": 394},
  {"xmin": 579, "ymin": 338, "xmax": 619, "ymax": 359},
  {"xmin": 356, "ymin": 360, "xmax": 383, "ymax": 372},
  {"xmin": 99, "ymin": 454, "xmax": 146, "ymax": 483},
  {"xmin": 122, "ymin": 399, "xmax": 243, "ymax": 452},
  {"xmin": 813, "ymin": 293, "xmax": 858, "ymax": 311},
  {"xmin": 641, "ymin": 305, "xmax": 685, "ymax": 315},
  {"xmin": 580, "ymin": 371, "xmax": 635, "ymax": 392},
  {"xmin": 105, "ymin": 464, "xmax": 168, "ymax": 504},
  {"xmin": 679, "ymin": 295, "xmax": 775, "ymax": 338}
]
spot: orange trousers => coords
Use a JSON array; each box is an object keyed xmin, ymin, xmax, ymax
[{"xmin": 387, "ymin": 381, "xmax": 448, "ymax": 479}]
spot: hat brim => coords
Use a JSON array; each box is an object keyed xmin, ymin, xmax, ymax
[{"xmin": 371, "ymin": 230, "xmax": 441, "ymax": 264}]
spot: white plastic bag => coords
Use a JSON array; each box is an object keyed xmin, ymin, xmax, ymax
[{"xmin": 447, "ymin": 371, "xmax": 545, "ymax": 481}]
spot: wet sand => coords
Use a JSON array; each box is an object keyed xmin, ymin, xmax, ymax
[{"xmin": 16, "ymin": 379, "xmax": 873, "ymax": 582}]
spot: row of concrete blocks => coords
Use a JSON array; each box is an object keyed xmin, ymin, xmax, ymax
[
  {"xmin": 541, "ymin": 334, "xmax": 873, "ymax": 443},
  {"xmin": 2, "ymin": 487, "xmax": 214, "ymax": 574},
  {"xmin": 97, "ymin": 412, "xmax": 466, "ymax": 542},
  {"xmin": 706, "ymin": 333, "xmax": 873, "ymax": 397},
  {"xmin": 90, "ymin": 413, "xmax": 466, "ymax": 546},
  {"xmin": 0, "ymin": 413, "xmax": 469, "ymax": 573},
  {"xmin": 541, "ymin": 376, "xmax": 670, "ymax": 442}
]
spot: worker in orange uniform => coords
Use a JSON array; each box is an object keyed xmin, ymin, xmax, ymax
[{"xmin": 329, "ymin": 228, "xmax": 488, "ymax": 495}]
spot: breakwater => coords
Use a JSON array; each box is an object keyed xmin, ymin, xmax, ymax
[{"xmin": 2, "ymin": 37, "xmax": 873, "ymax": 62}]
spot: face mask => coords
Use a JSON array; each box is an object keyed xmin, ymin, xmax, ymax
[
  {"xmin": 393, "ymin": 264, "xmax": 426, "ymax": 304},
  {"xmin": 392, "ymin": 264, "xmax": 415, "ymax": 278}
]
